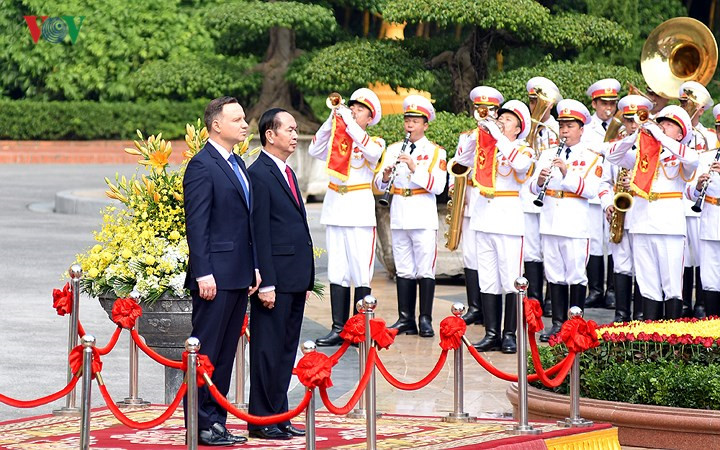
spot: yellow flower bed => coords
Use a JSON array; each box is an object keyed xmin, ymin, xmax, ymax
[{"xmin": 597, "ymin": 317, "xmax": 720, "ymax": 346}]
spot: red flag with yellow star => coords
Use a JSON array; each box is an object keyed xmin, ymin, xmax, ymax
[
  {"xmin": 630, "ymin": 131, "xmax": 662, "ymax": 199},
  {"xmin": 326, "ymin": 113, "xmax": 354, "ymax": 181},
  {"xmin": 472, "ymin": 128, "xmax": 498, "ymax": 195}
]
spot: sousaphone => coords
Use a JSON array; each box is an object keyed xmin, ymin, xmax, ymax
[{"xmin": 641, "ymin": 17, "xmax": 718, "ymax": 99}]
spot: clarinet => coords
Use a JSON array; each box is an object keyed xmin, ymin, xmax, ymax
[
  {"xmin": 533, "ymin": 137, "xmax": 567, "ymax": 207},
  {"xmin": 378, "ymin": 132, "xmax": 411, "ymax": 206},
  {"xmin": 691, "ymin": 148, "xmax": 720, "ymax": 213}
]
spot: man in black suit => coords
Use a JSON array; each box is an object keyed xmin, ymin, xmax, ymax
[
  {"xmin": 184, "ymin": 96, "xmax": 261, "ymax": 446},
  {"xmin": 247, "ymin": 108, "xmax": 315, "ymax": 440}
]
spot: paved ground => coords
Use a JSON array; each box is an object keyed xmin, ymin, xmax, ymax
[{"xmin": 0, "ymin": 164, "xmax": 617, "ymax": 428}]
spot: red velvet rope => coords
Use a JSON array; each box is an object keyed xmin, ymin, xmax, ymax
[
  {"xmin": 77, "ymin": 321, "xmax": 86, "ymax": 338},
  {"xmin": 99, "ymin": 382, "xmax": 187, "ymax": 429},
  {"xmin": 464, "ymin": 340, "xmax": 567, "ymax": 383},
  {"xmin": 375, "ymin": 350, "xmax": 448, "ymax": 390},
  {"xmin": 524, "ymin": 298, "xmax": 545, "ymax": 334},
  {"xmin": 528, "ymin": 336, "xmax": 575, "ymax": 388},
  {"xmin": 318, "ymin": 348, "xmax": 377, "ymax": 415},
  {"xmin": 131, "ymin": 329, "xmax": 183, "ymax": 369},
  {"xmin": 69, "ymin": 345, "xmax": 102, "ymax": 379},
  {"xmin": 329, "ymin": 341, "xmax": 351, "ymax": 365},
  {"xmin": 0, "ymin": 376, "xmax": 79, "ymax": 408},
  {"xmin": 208, "ymin": 383, "xmax": 312, "ymax": 425},
  {"xmin": 96, "ymin": 326, "xmax": 123, "ymax": 355}
]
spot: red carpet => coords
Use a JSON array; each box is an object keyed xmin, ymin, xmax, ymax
[{"xmin": 0, "ymin": 406, "xmax": 617, "ymax": 449}]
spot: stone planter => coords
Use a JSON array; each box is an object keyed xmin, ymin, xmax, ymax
[
  {"xmin": 98, "ymin": 295, "xmax": 192, "ymax": 404},
  {"xmin": 506, "ymin": 384, "xmax": 720, "ymax": 449}
]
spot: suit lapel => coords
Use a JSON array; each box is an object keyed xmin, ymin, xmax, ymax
[
  {"xmin": 207, "ymin": 143, "xmax": 249, "ymax": 210},
  {"xmin": 261, "ymin": 152, "xmax": 302, "ymax": 214}
]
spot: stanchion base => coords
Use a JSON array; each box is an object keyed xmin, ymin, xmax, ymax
[
  {"xmin": 442, "ymin": 412, "xmax": 476, "ymax": 423},
  {"xmin": 346, "ymin": 409, "xmax": 382, "ymax": 419},
  {"xmin": 117, "ymin": 397, "xmax": 151, "ymax": 409},
  {"xmin": 52, "ymin": 407, "xmax": 81, "ymax": 417},
  {"xmin": 509, "ymin": 424, "xmax": 541, "ymax": 435},
  {"xmin": 231, "ymin": 403, "xmax": 248, "ymax": 411},
  {"xmin": 558, "ymin": 418, "xmax": 594, "ymax": 428}
]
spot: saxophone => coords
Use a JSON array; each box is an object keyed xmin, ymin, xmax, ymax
[
  {"xmin": 609, "ymin": 168, "xmax": 633, "ymax": 243},
  {"xmin": 444, "ymin": 160, "xmax": 471, "ymax": 251}
]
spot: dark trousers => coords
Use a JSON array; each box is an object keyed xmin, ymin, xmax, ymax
[
  {"xmin": 186, "ymin": 288, "xmax": 248, "ymax": 430},
  {"xmin": 248, "ymin": 290, "xmax": 306, "ymax": 430}
]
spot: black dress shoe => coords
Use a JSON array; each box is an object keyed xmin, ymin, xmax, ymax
[
  {"xmin": 198, "ymin": 425, "xmax": 234, "ymax": 446},
  {"xmin": 211, "ymin": 423, "xmax": 247, "ymax": 444},
  {"xmin": 279, "ymin": 424, "xmax": 305, "ymax": 436},
  {"xmin": 248, "ymin": 426, "xmax": 292, "ymax": 440}
]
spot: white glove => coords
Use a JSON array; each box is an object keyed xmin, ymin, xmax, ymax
[
  {"xmin": 337, "ymin": 106, "xmax": 354, "ymax": 125},
  {"xmin": 643, "ymin": 122, "xmax": 665, "ymax": 141},
  {"xmin": 484, "ymin": 120, "xmax": 503, "ymax": 141}
]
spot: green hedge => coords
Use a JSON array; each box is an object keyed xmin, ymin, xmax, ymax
[
  {"xmin": 530, "ymin": 343, "xmax": 720, "ymax": 410},
  {"xmin": 369, "ymin": 111, "xmax": 476, "ymax": 159},
  {"xmin": 0, "ymin": 100, "xmax": 207, "ymax": 140}
]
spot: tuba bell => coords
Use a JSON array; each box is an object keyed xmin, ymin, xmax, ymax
[
  {"xmin": 528, "ymin": 80, "xmax": 562, "ymax": 157},
  {"xmin": 641, "ymin": 17, "xmax": 718, "ymax": 100},
  {"xmin": 444, "ymin": 160, "xmax": 471, "ymax": 251}
]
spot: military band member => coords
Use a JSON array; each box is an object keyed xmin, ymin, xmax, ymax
[
  {"xmin": 686, "ymin": 103, "xmax": 720, "ymax": 317},
  {"xmin": 530, "ymin": 99, "xmax": 601, "ymax": 341},
  {"xmin": 456, "ymin": 86, "xmax": 504, "ymax": 326},
  {"xmin": 523, "ymin": 77, "xmax": 561, "ymax": 316},
  {"xmin": 606, "ymin": 105, "xmax": 698, "ymax": 320},
  {"xmin": 599, "ymin": 95, "xmax": 653, "ymax": 322},
  {"xmin": 309, "ymin": 88, "xmax": 385, "ymax": 346},
  {"xmin": 455, "ymin": 100, "xmax": 533, "ymax": 353},
  {"xmin": 679, "ymin": 81, "xmax": 717, "ymax": 318},
  {"xmin": 582, "ymin": 78, "xmax": 621, "ymax": 310},
  {"xmin": 376, "ymin": 95, "xmax": 447, "ymax": 337}
]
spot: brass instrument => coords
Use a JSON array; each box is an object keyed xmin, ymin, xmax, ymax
[
  {"xmin": 474, "ymin": 106, "xmax": 505, "ymax": 134},
  {"xmin": 609, "ymin": 168, "xmax": 633, "ymax": 243},
  {"xmin": 635, "ymin": 109, "xmax": 661, "ymax": 126},
  {"xmin": 641, "ymin": 18, "xmax": 718, "ymax": 100},
  {"xmin": 627, "ymin": 82, "xmax": 656, "ymax": 109},
  {"xmin": 528, "ymin": 81, "xmax": 562, "ymax": 157},
  {"xmin": 378, "ymin": 132, "xmax": 411, "ymax": 207},
  {"xmin": 326, "ymin": 92, "xmax": 345, "ymax": 109},
  {"xmin": 444, "ymin": 161, "xmax": 471, "ymax": 251},
  {"xmin": 604, "ymin": 109, "xmax": 625, "ymax": 142},
  {"xmin": 679, "ymin": 84, "xmax": 713, "ymax": 151}
]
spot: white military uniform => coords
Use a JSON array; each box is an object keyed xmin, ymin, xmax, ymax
[
  {"xmin": 530, "ymin": 141, "xmax": 601, "ymax": 284},
  {"xmin": 449, "ymin": 138, "xmax": 480, "ymax": 270},
  {"xmin": 687, "ymin": 148, "xmax": 720, "ymax": 291},
  {"xmin": 375, "ymin": 136, "xmax": 447, "ymax": 279},
  {"xmin": 308, "ymin": 102, "xmax": 385, "ymax": 288},
  {"xmin": 606, "ymin": 108, "xmax": 699, "ymax": 302},
  {"xmin": 599, "ymin": 162, "xmax": 635, "ymax": 275}
]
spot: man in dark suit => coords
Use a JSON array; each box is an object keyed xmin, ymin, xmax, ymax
[
  {"xmin": 184, "ymin": 96, "xmax": 261, "ymax": 446},
  {"xmin": 247, "ymin": 108, "xmax": 315, "ymax": 440}
]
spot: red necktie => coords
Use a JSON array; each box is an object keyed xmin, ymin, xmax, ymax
[{"xmin": 285, "ymin": 165, "xmax": 300, "ymax": 206}]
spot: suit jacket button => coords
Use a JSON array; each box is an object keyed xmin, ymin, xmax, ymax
[
  {"xmin": 249, "ymin": 241, "xmax": 253, "ymax": 246},
  {"xmin": 308, "ymin": 241, "xmax": 312, "ymax": 246}
]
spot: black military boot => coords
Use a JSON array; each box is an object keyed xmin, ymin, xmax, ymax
[
  {"xmin": 418, "ymin": 278, "xmax": 435, "ymax": 338},
  {"xmin": 643, "ymin": 297, "xmax": 663, "ymax": 321},
  {"xmin": 540, "ymin": 284, "xmax": 568, "ymax": 343},
  {"xmin": 682, "ymin": 267, "xmax": 694, "ymax": 318},
  {"xmin": 570, "ymin": 284, "xmax": 587, "ymax": 310},
  {"xmin": 584, "ymin": 255, "xmax": 604, "ymax": 308},
  {"xmin": 604, "ymin": 256, "xmax": 616, "ymax": 309},
  {"xmin": 474, "ymin": 294, "xmax": 502, "ymax": 351},
  {"xmin": 389, "ymin": 277, "xmax": 418, "ymax": 335},
  {"xmin": 501, "ymin": 293, "xmax": 517, "ymax": 354},
  {"xmin": 664, "ymin": 297, "xmax": 683, "ymax": 320},
  {"xmin": 613, "ymin": 273, "xmax": 632, "ymax": 323},
  {"xmin": 524, "ymin": 261, "xmax": 545, "ymax": 313},
  {"xmin": 704, "ymin": 290, "xmax": 720, "ymax": 317},
  {"xmin": 694, "ymin": 267, "xmax": 706, "ymax": 319},
  {"xmin": 354, "ymin": 286, "xmax": 372, "ymax": 308},
  {"xmin": 632, "ymin": 280, "xmax": 644, "ymax": 321},
  {"xmin": 316, "ymin": 284, "xmax": 351, "ymax": 346},
  {"xmin": 543, "ymin": 277, "xmax": 552, "ymax": 317},
  {"xmin": 461, "ymin": 268, "xmax": 483, "ymax": 325}
]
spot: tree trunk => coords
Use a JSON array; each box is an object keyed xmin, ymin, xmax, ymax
[
  {"xmin": 429, "ymin": 35, "xmax": 478, "ymax": 114},
  {"xmin": 470, "ymin": 29, "xmax": 494, "ymax": 82},
  {"xmin": 248, "ymin": 27, "xmax": 319, "ymax": 133}
]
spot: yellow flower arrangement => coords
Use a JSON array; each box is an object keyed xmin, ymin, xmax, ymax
[{"xmin": 76, "ymin": 120, "xmax": 254, "ymax": 303}]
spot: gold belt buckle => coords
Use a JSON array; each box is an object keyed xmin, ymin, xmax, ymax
[
  {"xmin": 648, "ymin": 192, "xmax": 658, "ymax": 201},
  {"xmin": 337, "ymin": 185, "xmax": 348, "ymax": 194},
  {"xmin": 403, "ymin": 188, "xmax": 413, "ymax": 197},
  {"xmin": 484, "ymin": 191, "xmax": 495, "ymax": 199},
  {"xmin": 552, "ymin": 191, "xmax": 563, "ymax": 199}
]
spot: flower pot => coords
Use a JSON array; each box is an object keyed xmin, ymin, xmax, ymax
[
  {"xmin": 98, "ymin": 295, "xmax": 192, "ymax": 404},
  {"xmin": 506, "ymin": 384, "xmax": 720, "ymax": 449}
]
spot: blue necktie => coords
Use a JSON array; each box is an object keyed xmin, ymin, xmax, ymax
[
  {"xmin": 565, "ymin": 146, "xmax": 571, "ymax": 160},
  {"xmin": 229, "ymin": 155, "xmax": 251, "ymax": 207}
]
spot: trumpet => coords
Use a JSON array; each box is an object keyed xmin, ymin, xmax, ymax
[
  {"xmin": 691, "ymin": 148, "xmax": 720, "ymax": 212},
  {"xmin": 378, "ymin": 132, "xmax": 411, "ymax": 207},
  {"xmin": 326, "ymin": 92, "xmax": 345, "ymax": 109},
  {"xmin": 635, "ymin": 109, "xmax": 661, "ymax": 126},
  {"xmin": 474, "ymin": 106, "xmax": 504, "ymax": 134},
  {"xmin": 533, "ymin": 137, "xmax": 567, "ymax": 207}
]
